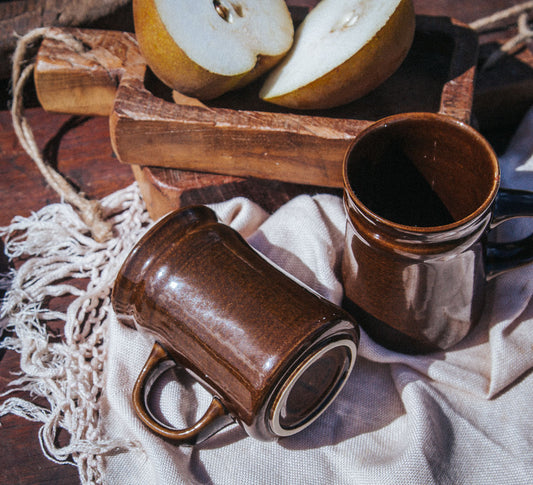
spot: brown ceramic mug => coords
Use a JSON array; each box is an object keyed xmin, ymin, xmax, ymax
[
  {"xmin": 112, "ymin": 205, "xmax": 359, "ymax": 445},
  {"xmin": 342, "ymin": 112, "xmax": 533, "ymax": 354}
]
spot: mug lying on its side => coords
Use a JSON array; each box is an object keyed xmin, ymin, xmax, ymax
[{"xmin": 112, "ymin": 205, "xmax": 359, "ymax": 445}]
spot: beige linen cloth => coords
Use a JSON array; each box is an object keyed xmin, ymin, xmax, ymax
[
  {"xmin": 102, "ymin": 110, "xmax": 533, "ymax": 485},
  {"xmin": 1, "ymin": 107, "xmax": 533, "ymax": 484}
]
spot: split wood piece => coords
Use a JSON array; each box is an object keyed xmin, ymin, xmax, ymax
[
  {"xmin": 0, "ymin": 0, "xmax": 132, "ymax": 80},
  {"xmin": 132, "ymin": 165, "xmax": 342, "ymax": 221},
  {"xmin": 33, "ymin": 15, "xmax": 478, "ymax": 191}
]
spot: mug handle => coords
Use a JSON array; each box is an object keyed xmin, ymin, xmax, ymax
[
  {"xmin": 132, "ymin": 342, "xmax": 235, "ymax": 445},
  {"xmin": 486, "ymin": 188, "xmax": 533, "ymax": 279}
]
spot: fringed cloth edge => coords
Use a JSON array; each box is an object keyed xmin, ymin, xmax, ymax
[{"xmin": 0, "ymin": 183, "xmax": 150, "ymax": 484}]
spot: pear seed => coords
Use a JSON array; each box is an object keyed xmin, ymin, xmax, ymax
[
  {"xmin": 213, "ymin": 0, "xmax": 231, "ymax": 22},
  {"xmin": 332, "ymin": 10, "xmax": 359, "ymax": 32}
]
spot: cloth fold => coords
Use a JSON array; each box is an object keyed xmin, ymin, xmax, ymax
[
  {"xmin": 101, "ymin": 196, "xmax": 533, "ymax": 484},
  {"xmin": 1, "ymin": 107, "xmax": 533, "ymax": 484}
]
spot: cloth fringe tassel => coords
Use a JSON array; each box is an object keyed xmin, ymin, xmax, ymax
[{"xmin": 0, "ymin": 183, "xmax": 150, "ymax": 484}]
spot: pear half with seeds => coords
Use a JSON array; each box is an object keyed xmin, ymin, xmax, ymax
[
  {"xmin": 260, "ymin": 0, "xmax": 415, "ymax": 110},
  {"xmin": 134, "ymin": 0, "xmax": 294, "ymax": 100}
]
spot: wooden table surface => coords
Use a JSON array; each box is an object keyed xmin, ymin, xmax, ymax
[{"xmin": 1, "ymin": 1, "xmax": 532, "ymax": 483}]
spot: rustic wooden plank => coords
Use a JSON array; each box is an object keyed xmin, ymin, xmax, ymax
[
  {"xmin": 123, "ymin": 15, "xmax": 479, "ymax": 219},
  {"xmin": 0, "ymin": 348, "xmax": 82, "ymax": 485},
  {"xmin": 33, "ymin": 16, "xmax": 478, "ymax": 194},
  {"xmin": 34, "ymin": 28, "xmax": 143, "ymax": 116},
  {"xmin": 0, "ymin": 0, "xmax": 134, "ymax": 79}
]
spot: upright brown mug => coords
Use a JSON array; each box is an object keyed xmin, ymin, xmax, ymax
[
  {"xmin": 342, "ymin": 112, "xmax": 533, "ymax": 354},
  {"xmin": 112, "ymin": 206, "xmax": 359, "ymax": 444}
]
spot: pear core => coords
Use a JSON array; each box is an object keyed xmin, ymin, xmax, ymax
[
  {"xmin": 260, "ymin": 0, "xmax": 416, "ymax": 109},
  {"xmin": 154, "ymin": 0, "xmax": 293, "ymax": 76}
]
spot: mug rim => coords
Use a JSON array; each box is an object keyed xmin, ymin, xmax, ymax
[
  {"xmin": 342, "ymin": 112, "xmax": 501, "ymax": 234},
  {"xmin": 268, "ymin": 337, "xmax": 357, "ymax": 437}
]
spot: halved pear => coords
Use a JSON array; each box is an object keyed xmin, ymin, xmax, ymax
[
  {"xmin": 133, "ymin": 0, "xmax": 294, "ymax": 100},
  {"xmin": 259, "ymin": 0, "xmax": 415, "ymax": 110}
]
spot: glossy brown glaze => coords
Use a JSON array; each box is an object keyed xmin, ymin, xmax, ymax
[
  {"xmin": 112, "ymin": 205, "xmax": 359, "ymax": 442},
  {"xmin": 342, "ymin": 113, "xmax": 533, "ymax": 354},
  {"xmin": 131, "ymin": 341, "xmax": 235, "ymax": 445}
]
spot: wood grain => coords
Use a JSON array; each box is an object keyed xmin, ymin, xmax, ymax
[
  {"xmin": 125, "ymin": 15, "xmax": 479, "ymax": 219},
  {"xmin": 0, "ymin": 108, "xmax": 133, "ymax": 226},
  {"xmin": 0, "ymin": 0, "xmax": 134, "ymax": 78},
  {"xmin": 34, "ymin": 28, "xmax": 143, "ymax": 116},
  {"xmin": 32, "ymin": 15, "xmax": 478, "ymax": 220},
  {"xmin": 33, "ymin": 17, "xmax": 477, "ymax": 189}
]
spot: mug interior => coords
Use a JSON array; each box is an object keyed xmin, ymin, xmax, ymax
[
  {"xmin": 269, "ymin": 338, "xmax": 357, "ymax": 437},
  {"xmin": 344, "ymin": 114, "xmax": 499, "ymax": 228}
]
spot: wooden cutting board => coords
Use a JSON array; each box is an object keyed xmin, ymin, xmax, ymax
[{"xmin": 34, "ymin": 15, "xmax": 478, "ymax": 219}]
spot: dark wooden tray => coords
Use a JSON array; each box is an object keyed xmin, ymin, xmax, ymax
[
  {"xmin": 34, "ymin": 15, "xmax": 478, "ymax": 220},
  {"xmin": 133, "ymin": 15, "xmax": 479, "ymax": 219}
]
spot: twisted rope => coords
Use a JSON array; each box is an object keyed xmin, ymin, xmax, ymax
[
  {"xmin": 10, "ymin": 28, "xmax": 113, "ymax": 242},
  {"xmin": 470, "ymin": 1, "xmax": 533, "ymax": 70}
]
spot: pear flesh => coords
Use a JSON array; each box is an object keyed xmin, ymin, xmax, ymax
[
  {"xmin": 259, "ymin": 0, "xmax": 416, "ymax": 109},
  {"xmin": 134, "ymin": 0, "xmax": 294, "ymax": 99}
]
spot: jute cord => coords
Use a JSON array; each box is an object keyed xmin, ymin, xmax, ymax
[
  {"xmin": 9, "ymin": 5, "xmax": 533, "ymax": 243},
  {"xmin": 5, "ymin": 28, "xmax": 152, "ymax": 484},
  {"xmin": 470, "ymin": 1, "xmax": 533, "ymax": 69},
  {"xmin": 11, "ymin": 27, "xmax": 113, "ymax": 243}
]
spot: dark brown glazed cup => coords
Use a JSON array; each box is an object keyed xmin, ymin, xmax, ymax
[
  {"xmin": 342, "ymin": 112, "xmax": 533, "ymax": 354},
  {"xmin": 112, "ymin": 206, "xmax": 359, "ymax": 445}
]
